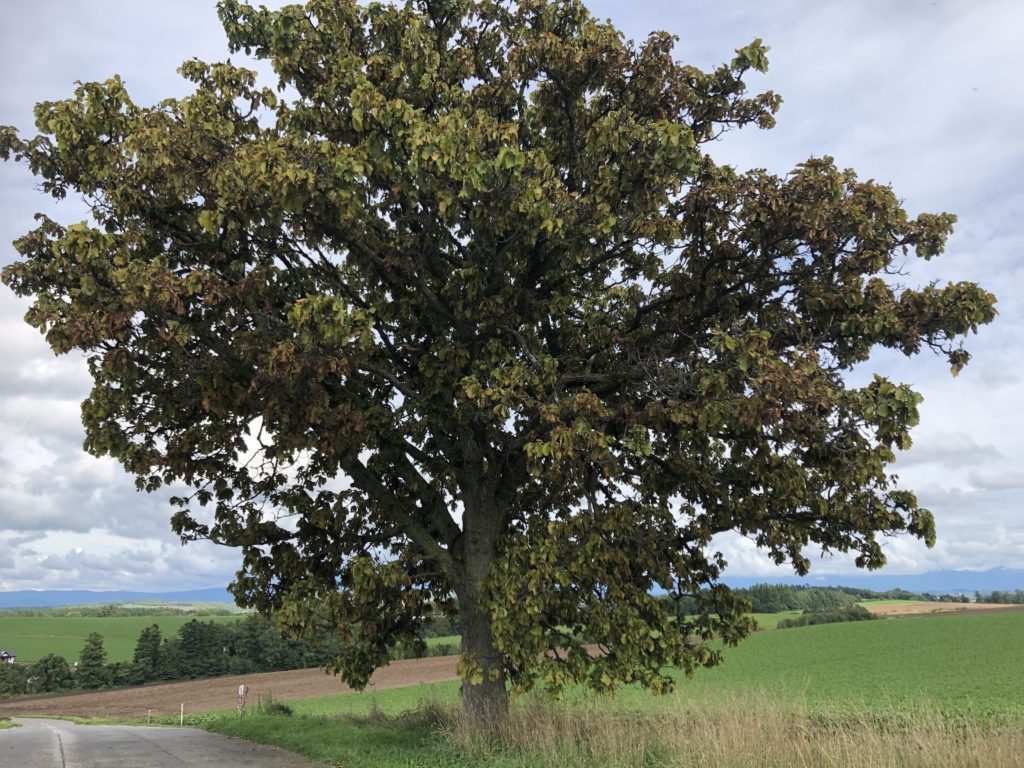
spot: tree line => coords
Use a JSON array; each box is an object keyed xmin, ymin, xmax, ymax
[
  {"xmin": 660, "ymin": 583, "xmax": 1022, "ymax": 615},
  {"xmin": 0, "ymin": 604, "xmax": 235, "ymax": 618},
  {"xmin": 0, "ymin": 611, "xmax": 460, "ymax": 697}
]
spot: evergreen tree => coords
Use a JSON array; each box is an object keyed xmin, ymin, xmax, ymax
[
  {"xmin": 178, "ymin": 620, "xmax": 229, "ymax": 678},
  {"xmin": 130, "ymin": 623, "xmax": 162, "ymax": 684},
  {"xmin": 77, "ymin": 632, "xmax": 109, "ymax": 689},
  {"xmin": 155, "ymin": 637, "xmax": 185, "ymax": 681}
]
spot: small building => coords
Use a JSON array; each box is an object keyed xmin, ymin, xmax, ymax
[{"xmin": 0, "ymin": 650, "xmax": 15, "ymax": 665}]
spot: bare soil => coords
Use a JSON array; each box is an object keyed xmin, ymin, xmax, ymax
[
  {"xmin": 0, "ymin": 654, "xmax": 460, "ymax": 719},
  {"xmin": 864, "ymin": 602, "xmax": 1024, "ymax": 617}
]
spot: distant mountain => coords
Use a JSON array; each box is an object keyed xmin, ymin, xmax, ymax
[
  {"xmin": 0, "ymin": 587, "xmax": 235, "ymax": 609},
  {"xmin": 724, "ymin": 568, "xmax": 1024, "ymax": 595},
  {"xmin": 2, "ymin": 569, "xmax": 1022, "ymax": 608}
]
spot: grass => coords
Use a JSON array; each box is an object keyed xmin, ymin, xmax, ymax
[
  {"xmin": 749, "ymin": 610, "xmax": 802, "ymax": 629},
  {"xmin": 0, "ymin": 615, "xmax": 240, "ymax": 662},
  {"xmin": 427, "ymin": 634, "xmax": 462, "ymax": 648}
]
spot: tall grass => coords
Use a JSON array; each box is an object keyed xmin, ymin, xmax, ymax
[{"xmin": 433, "ymin": 691, "xmax": 1024, "ymax": 768}]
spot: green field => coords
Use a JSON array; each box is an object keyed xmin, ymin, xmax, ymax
[
  {"xmin": 196, "ymin": 612, "xmax": 1024, "ymax": 768},
  {"xmin": 0, "ymin": 615, "xmax": 241, "ymax": 663},
  {"xmin": 281, "ymin": 611, "xmax": 1024, "ymax": 720},
  {"xmin": 749, "ymin": 610, "xmax": 802, "ymax": 629},
  {"xmin": 688, "ymin": 610, "xmax": 1024, "ymax": 716}
]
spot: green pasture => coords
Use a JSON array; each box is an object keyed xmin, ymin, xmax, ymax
[
  {"xmin": 685, "ymin": 610, "xmax": 1024, "ymax": 717},
  {"xmin": 200, "ymin": 612, "xmax": 1024, "ymax": 768},
  {"xmin": 0, "ymin": 615, "xmax": 241, "ymax": 663},
  {"xmin": 210, "ymin": 611, "xmax": 1024, "ymax": 723},
  {"xmin": 749, "ymin": 610, "xmax": 802, "ymax": 629}
]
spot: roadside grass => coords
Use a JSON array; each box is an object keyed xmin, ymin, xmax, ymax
[
  {"xmin": 0, "ymin": 715, "xmax": 17, "ymax": 729},
  {"xmin": 208, "ymin": 709, "xmax": 470, "ymax": 768},
  {"xmin": 0, "ymin": 615, "xmax": 241, "ymax": 662}
]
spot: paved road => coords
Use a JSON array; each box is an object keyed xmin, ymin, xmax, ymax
[{"xmin": 0, "ymin": 718, "xmax": 322, "ymax": 767}]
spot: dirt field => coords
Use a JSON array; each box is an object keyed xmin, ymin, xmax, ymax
[
  {"xmin": 863, "ymin": 602, "xmax": 1024, "ymax": 617},
  {"xmin": 0, "ymin": 654, "xmax": 460, "ymax": 719}
]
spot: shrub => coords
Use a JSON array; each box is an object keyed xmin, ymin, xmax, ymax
[
  {"xmin": 256, "ymin": 691, "xmax": 294, "ymax": 716},
  {"xmin": 778, "ymin": 606, "xmax": 877, "ymax": 629}
]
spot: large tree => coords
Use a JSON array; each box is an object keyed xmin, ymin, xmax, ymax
[{"xmin": 0, "ymin": 0, "xmax": 995, "ymax": 720}]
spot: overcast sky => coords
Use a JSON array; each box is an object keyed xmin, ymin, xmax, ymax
[{"xmin": 0, "ymin": 1, "xmax": 1021, "ymax": 592}]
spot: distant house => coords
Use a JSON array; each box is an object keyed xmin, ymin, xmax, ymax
[{"xmin": 0, "ymin": 650, "xmax": 15, "ymax": 665}]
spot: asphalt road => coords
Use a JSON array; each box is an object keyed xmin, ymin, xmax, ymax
[{"xmin": 0, "ymin": 718, "xmax": 322, "ymax": 767}]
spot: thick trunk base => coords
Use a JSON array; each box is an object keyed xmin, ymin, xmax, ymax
[
  {"xmin": 460, "ymin": 674, "xmax": 509, "ymax": 727},
  {"xmin": 459, "ymin": 590, "xmax": 508, "ymax": 726}
]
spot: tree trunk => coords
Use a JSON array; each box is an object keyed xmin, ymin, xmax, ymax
[
  {"xmin": 456, "ymin": 430, "xmax": 509, "ymax": 725},
  {"xmin": 458, "ymin": 585, "xmax": 508, "ymax": 725}
]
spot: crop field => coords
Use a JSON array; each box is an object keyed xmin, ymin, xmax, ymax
[
  {"xmin": 202, "ymin": 611, "xmax": 1024, "ymax": 768},
  {"xmin": 859, "ymin": 599, "xmax": 1022, "ymax": 616},
  {"xmin": 686, "ymin": 609, "xmax": 1024, "ymax": 717},
  {"xmin": 0, "ymin": 615, "xmax": 241, "ymax": 663},
  {"xmin": 282, "ymin": 610, "xmax": 1024, "ymax": 720}
]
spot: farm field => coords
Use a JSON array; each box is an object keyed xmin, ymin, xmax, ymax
[
  {"xmin": 286, "ymin": 610, "xmax": 1024, "ymax": 721},
  {"xmin": 0, "ymin": 654, "xmax": 461, "ymax": 719},
  {"xmin": 0, "ymin": 615, "xmax": 241, "ymax": 663},
  {"xmin": 860, "ymin": 599, "xmax": 1023, "ymax": 616},
  {"xmin": 3, "ymin": 610, "xmax": 1021, "ymax": 720},
  {"xmin": 213, "ymin": 611, "xmax": 1024, "ymax": 768}
]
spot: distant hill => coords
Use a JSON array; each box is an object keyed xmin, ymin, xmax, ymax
[
  {"xmin": 724, "ymin": 568, "xmax": 1024, "ymax": 595},
  {"xmin": 3, "ymin": 569, "xmax": 1022, "ymax": 609},
  {"xmin": 0, "ymin": 587, "xmax": 236, "ymax": 609}
]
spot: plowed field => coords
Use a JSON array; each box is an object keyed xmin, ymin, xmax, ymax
[
  {"xmin": 0, "ymin": 654, "xmax": 460, "ymax": 719},
  {"xmin": 863, "ymin": 602, "xmax": 1024, "ymax": 617}
]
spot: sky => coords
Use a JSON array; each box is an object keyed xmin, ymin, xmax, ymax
[{"xmin": 0, "ymin": 1, "xmax": 1021, "ymax": 592}]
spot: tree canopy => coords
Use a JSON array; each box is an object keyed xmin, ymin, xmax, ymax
[{"xmin": 0, "ymin": 0, "xmax": 995, "ymax": 720}]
